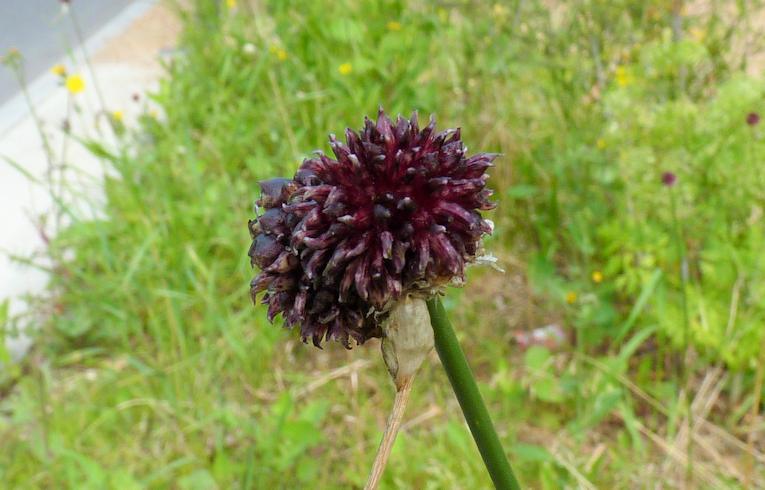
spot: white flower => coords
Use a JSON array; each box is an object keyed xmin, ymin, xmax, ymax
[{"xmin": 243, "ymin": 43, "xmax": 257, "ymax": 56}]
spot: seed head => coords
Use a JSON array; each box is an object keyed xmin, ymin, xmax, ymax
[{"xmin": 249, "ymin": 109, "xmax": 496, "ymax": 348}]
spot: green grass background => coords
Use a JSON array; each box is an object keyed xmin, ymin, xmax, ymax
[{"xmin": 2, "ymin": 0, "xmax": 765, "ymax": 488}]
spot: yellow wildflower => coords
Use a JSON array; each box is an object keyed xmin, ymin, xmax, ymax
[
  {"xmin": 112, "ymin": 110, "xmax": 124, "ymax": 122},
  {"xmin": 596, "ymin": 138, "xmax": 606, "ymax": 149},
  {"xmin": 269, "ymin": 45, "xmax": 288, "ymax": 61},
  {"xmin": 226, "ymin": 0, "xmax": 237, "ymax": 8},
  {"xmin": 268, "ymin": 44, "xmax": 287, "ymax": 60},
  {"xmin": 338, "ymin": 63, "xmax": 352, "ymax": 75},
  {"xmin": 51, "ymin": 64, "xmax": 66, "ymax": 77},
  {"xmin": 592, "ymin": 271, "xmax": 603, "ymax": 283},
  {"xmin": 565, "ymin": 292, "xmax": 578, "ymax": 304},
  {"xmin": 689, "ymin": 27, "xmax": 706, "ymax": 43},
  {"xmin": 614, "ymin": 66, "xmax": 632, "ymax": 88},
  {"xmin": 386, "ymin": 21, "xmax": 402, "ymax": 31},
  {"xmin": 493, "ymin": 3, "xmax": 509, "ymax": 18},
  {"xmin": 65, "ymin": 74, "xmax": 85, "ymax": 94}
]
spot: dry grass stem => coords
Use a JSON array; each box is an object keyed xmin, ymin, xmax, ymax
[{"xmin": 364, "ymin": 375, "xmax": 415, "ymax": 490}]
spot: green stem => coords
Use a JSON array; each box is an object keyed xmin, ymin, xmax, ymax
[
  {"xmin": 427, "ymin": 298, "xmax": 521, "ymax": 490},
  {"xmin": 669, "ymin": 187, "xmax": 694, "ymax": 486},
  {"xmin": 68, "ymin": 8, "xmax": 108, "ymax": 116}
]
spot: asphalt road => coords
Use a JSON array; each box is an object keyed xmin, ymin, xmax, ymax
[{"xmin": 0, "ymin": 0, "xmax": 134, "ymax": 105}]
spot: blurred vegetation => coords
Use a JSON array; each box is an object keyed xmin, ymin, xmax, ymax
[{"xmin": 2, "ymin": 0, "xmax": 765, "ymax": 488}]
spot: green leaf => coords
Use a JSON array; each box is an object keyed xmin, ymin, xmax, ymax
[
  {"xmin": 534, "ymin": 377, "xmax": 564, "ymax": 403},
  {"xmin": 505, "ymin": 184, "xmax": 538, "ymax": 199},
  {"xmin": 328, "ymin": 19, "xmax": 364, "ymax": 43},
  {"xmin": 80, "ymin": 138, "xmax": 118, "ymax": 162},
  {"xmin": 524, "ymin": 346, "xmax": 552, "ymax": 372},
  {"xmin": 614, "ymin": 269, "xmax": 662, "ymax": 343},
  {"xmin": 212, "ymin": 452, "xmax": 237, "ymax": 483},
  {"xmin": 178, "ymin": 469, "xmax": 218, "ymax": 490},
  {"xmin": 618, "ymin": 402, "xmax": 645, "ymax": 452},
  {"xmin": 618, "ymin": 325, "xmax": 657, "ymax": 363},
  {"xmin": 296, "ymin": 458, "xmax": 320, "ymax": 482},
  {"xmin": 570, "ymin": 388, "xmax": 623, "ymax": 433},
  {"xmin": 108, "ymin": 470, "xmax": 142, "ymax": 490},
  {"xmin": 512, "ymin": 443, "xmax": 553, "ymax": 463}
]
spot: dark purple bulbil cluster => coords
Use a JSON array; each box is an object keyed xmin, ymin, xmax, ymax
[{"xmin": 248, "ymin": 110, "xmax": 496, "ymax": 348}]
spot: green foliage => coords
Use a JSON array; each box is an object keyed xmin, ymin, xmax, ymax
[
  {"xmin": 2, "ymin": 0, "xmax": 765, "ymax": 487},
  {"xmin": 0, "ymin": 300, "xmax": 9, "ymax": 365}
]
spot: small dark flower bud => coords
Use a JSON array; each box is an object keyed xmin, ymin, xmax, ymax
[
  {"xmin": 398, "ymin": 222, "xmax": 414, "ymax": 238},
  {"xmin": 374, "ymin": 204, "xmax": 392, "ymax": 220},
  {"xmin": 258, "ymin": 178, "xmax": 296, "ymax": 207},
  {"xmin": 250, "ymin": 274, "xmax": 275, "ymax": 295},
  {"xmin": 265, "ymin": 251, "xmax": 298, "ymax": 273},
  {"xmin": 258, "ymin": 208, "xmax": 287, "ymax": 237},
  {"xmin": 249, "ymin": 234, "xmax": 282, "ymax": 269},
  {"xmin": 397, "ymin": 197, "xmax": 416, "ymax": 212},
  {"xmin": 661, "ymin": 171, "xmax": 677, "ymax": 187}
]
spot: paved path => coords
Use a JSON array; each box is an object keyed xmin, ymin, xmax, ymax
[
  {"xmin": 0, "ymin": 0, "xmax": 134, "ymax": 105},
  {"xmin": 0, "ymin": 1, "xmax": 179, "ymax": 361}
]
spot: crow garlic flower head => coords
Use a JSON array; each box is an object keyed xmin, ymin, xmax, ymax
[{"xmin": 249, "ymin": 109, "xmax": 496, "ymax": 348}]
